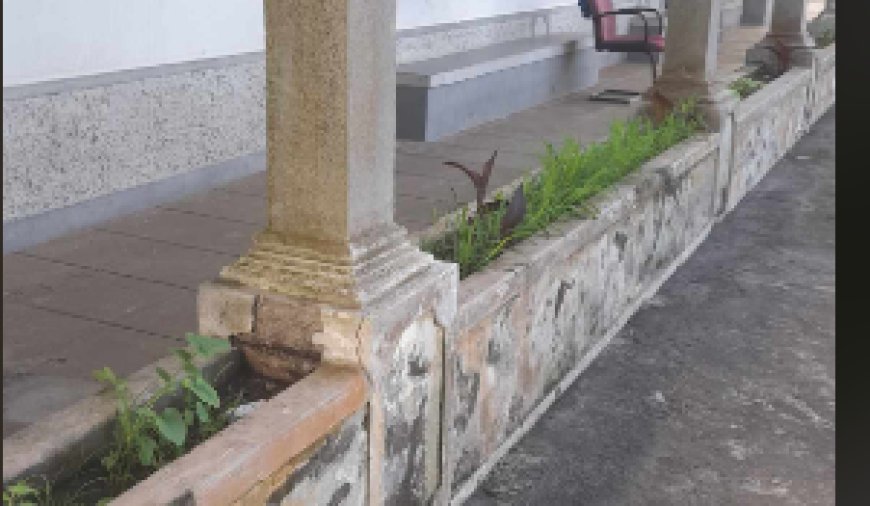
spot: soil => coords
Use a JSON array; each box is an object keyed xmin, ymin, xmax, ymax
[
  {"xmin": 747, "ymin": 65, "xmax": 778, "ymax": 84},
  {"xmin": 221, "ymin": 359, "xmax": 293, "ymax": 405}
]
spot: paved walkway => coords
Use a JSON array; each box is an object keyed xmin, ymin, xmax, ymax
[
  {"xmin": 2, "ymin": 27, "xmax": 766, "ymax": 437},
  {"xmin": 468, "ymin": 110, "xmax": 835, "ymax": 505}
]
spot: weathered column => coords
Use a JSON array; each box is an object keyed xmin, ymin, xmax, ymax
[
  {"xmin": 808, "ymin": 0, "xmax": 835, "ymax": 37},
  {"xmin": 742, "ymin": 0, "xmax": 773, "ymax": 26},
  {"xmin": 767, "ymin": 0, "xmax": 815, "ymax": 46},
  {"xmin": 646, "ymin": 0, "xmax": 737, "ymax": 126},
  {"xmin": 644, "ymin": 0, "xmax": 737, "ymax": 217},
  {"xmin": 748, "ymin": 0, "xmax": 815, "ymax": 68},
  {"xmin": 222, "ymin": 0, "xmax": 421, "ymax": 306},
  {"xmin": 198, "ymin": 1, "xmax": 457, "ymax": 504}
]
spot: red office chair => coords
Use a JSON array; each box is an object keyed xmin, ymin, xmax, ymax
[{"xmin": 580, "ymin": 0, "xmax": 665, "ymax": 103}]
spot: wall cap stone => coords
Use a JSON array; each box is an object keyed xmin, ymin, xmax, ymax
[{"xmin": 112, "ymin": 364, "xmax": 367, "ymax": 505}]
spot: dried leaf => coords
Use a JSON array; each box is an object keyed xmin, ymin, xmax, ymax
[{"xmin": 500, "ymin": 185, "xmax": 527, "ymax": 236}]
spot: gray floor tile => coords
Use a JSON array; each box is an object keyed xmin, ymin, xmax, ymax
[
  {"xmin": 160, "ymin": 187, "xmax": 267, "ymax": 226},
  {"xmin": 3, "ymin": 303, "xmax": 176, "ymax": 379},
  {"xmin": 11, "ymin": 268, "xmax": 197, "ymax": 340},
  {"xmin": 98, "ymin": 208, "xmax": 257, "ymax": 256},
  {"xmin": 23, "ymin": 230, "xmax": 235, "ymax": 290},
  {"xmin": 3, "ymin": 254, "xmax": 81, "ymax": 296}
]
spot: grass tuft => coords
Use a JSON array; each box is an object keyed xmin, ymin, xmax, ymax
[
  {"xmin": 729, "ymin": 76, "xmax": 764, "ymax": 99},
  {"xmin": 422, "ymin": 99, "xmax": 704, "ymax": 278}
]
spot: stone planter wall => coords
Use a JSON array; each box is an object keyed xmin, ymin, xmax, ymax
[
  {"xmin": 728, "ymin": 63, "xmax": 825, "ymax": 214},
  {"xmin": 3, "ymin": 46, "xmax": 834, "ymax": 506},
  {"xmin": 443, "ymin": 50, "xmax": 835, "ymax": 503},
  {"xmin": 444, "ymin": 134, "xmax": 721, "ymax": 500},
  {"xmin": 809, "ymin": 44, "xmax": 835, "ymax": 124}
]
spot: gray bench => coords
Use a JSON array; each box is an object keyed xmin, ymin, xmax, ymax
[{"xmin": 396, "ymin": 35, "xmax": 600, "ymax": 141}]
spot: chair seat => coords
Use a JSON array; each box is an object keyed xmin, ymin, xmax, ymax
[{"xmin": 599, "ymin": 34, "xmax": 665, "ymax": 52}]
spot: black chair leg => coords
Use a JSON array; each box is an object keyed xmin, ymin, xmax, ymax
[{"xmin": 648, "ymin": 52, "xmax": 657, "ymax": 83}]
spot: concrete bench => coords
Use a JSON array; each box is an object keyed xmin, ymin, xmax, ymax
[{"xmin": 396, "ymin": 35, "xmax": 599, "ymax": 141}]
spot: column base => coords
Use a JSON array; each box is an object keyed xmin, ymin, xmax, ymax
[
  {"xmin": 642, "ymin": 78, "xmax": 738, "ymax": 131},
  {"xmin": 220, "ymin": 223, "xmax": 432, "ymax": 309},
  {"xmin": 747, "ymin": 33, "xmax": 816, "ymax": 73},
  {"xmin": 199, "ymin": 221, "xmax": 439, "ymax": 380},
  {"xmin": 200, "ymin": 229, "xmax": 457, "ymax": 504},
  {"xmin": 198, "ymin": 228, "xmax": 458, "ymax": 504}
]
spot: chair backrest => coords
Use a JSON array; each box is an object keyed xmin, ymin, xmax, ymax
[{"xmin": 588, "ymin": 0, "xmax": 617, "ymax": 44}]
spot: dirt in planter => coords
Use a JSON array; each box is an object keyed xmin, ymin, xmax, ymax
[
  {"xmin": 746, "ymin": 64, "xmax": 779, "ymax": 84},
  {"xmin": 27, "ymin": 357, "xmax": 295, "ymax": 505},
  {"xmin": 220, "ymin": 358, "xmax": 295, "ymax": 408}
]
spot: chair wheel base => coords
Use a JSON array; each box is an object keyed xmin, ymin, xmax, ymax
[{"xmin": 588, "ymin": 89, "xmax": 643, "ymax": 105}]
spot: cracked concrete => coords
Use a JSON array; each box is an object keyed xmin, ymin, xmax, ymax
[{"xmin": 467, "ymin": 110, "xmax": 834, "ymax": 506}]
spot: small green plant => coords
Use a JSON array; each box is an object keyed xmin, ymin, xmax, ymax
[
  {"xmin": 729, "ymin": 76, "xmax": 763, "ymax": 99},
  {"xmin": 93, "ymin": 333, "xmax": 230, "ymax": 492},
  {"xmin": 422, "ymin": 99, "xmax": 703, "ymax": 278},
  {"xmin": 2, "ymin": 481, "xmax": 40, "ymax": 506},
  {"xmin": 815, "ymin": 28, "xmax": 834, "ymax": 48},
  {"xmin": 2, "ymin": 477, "xmax": 58, "ymax": 506}
]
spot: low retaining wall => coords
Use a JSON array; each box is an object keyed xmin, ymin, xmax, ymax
[
  {"xmin": 728, "ymin": 50, "xmax": 834, "ymax": 213},
  {"xmin": 445, "ymin": 134, "xmax": 721, "ymax": 500},
  {"xmin": 3, "ymin": 45, "xmax": 834, "ymax": 506},
  {"xmin": 441, "ymin": 49, "xmax": 834, "ymax": 504},
  {"xmin": 728, "ymin": 68, "xmax": 813, "ymax": 212},
  {"xmin": 810, "ymin": 44, "xmax": 835, "ymax": 124}
]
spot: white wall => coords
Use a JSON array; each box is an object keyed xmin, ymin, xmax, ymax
[
  {"xmin": 397, "ymin": 0, "xmax": 574, "ymax": 30},
  {"xmin": 3, "ymin": 0, "xmax": 265, "ymax": 87},
  {"xmin": 3, "ymin": 0, "xmax": 575, "ymax": 87}
]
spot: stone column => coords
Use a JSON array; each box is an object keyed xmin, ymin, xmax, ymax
[
  {"xmin": 644, "ymin": 0, "xmax": 737, "ymax": 218},
  {"xmin": 646, "ymin": 0, "xmax": 737, "ymax": 126},
  {"xmin": 768, "ymin": 0, "xmax": 815, "ymax": 46},
  {"xmin": 742, "ymin": 0, "xmax": 773, "ymax": 26},
  {"xmin": 198, "ymin": 1, "xmax": 457, "ymax": 504},
  {"xmin": 221, "ymin": 0, "xmax": 426, "ymax": 308},
  {"xmin": 808, "ymin": 0, "xmax": 835, "ymax": 37},
  {"xmin": 748, "ymin": 0, "xmax": 815, "ymax": 68}
]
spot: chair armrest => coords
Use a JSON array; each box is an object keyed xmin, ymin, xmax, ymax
[{"xmin": 594, "ymin": 8, "xmax": 664, "ymax": 40}]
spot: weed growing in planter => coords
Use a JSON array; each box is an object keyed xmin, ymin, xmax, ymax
[
  {"xmin": 5, "ymin": 334, "xmax": 233, "ymax": 504},
  {"xmin": 422, "ymin": 100, "xmax": 703, "ymax": 278},
  {"xmin": 815, "ymin": 28, "xmax": 834, "ymax": 48},
  {"xmin": 3, "ymin": 480, "xmax": 43, "ymax": 506},
  {"xmin": 729, "ymin": 76, "xmax": 763, "ymax": 99},
  {"xmin": 93, "ymin": 333, "xmax": 231, "ymax": 492},
  {"xmin": 8, "ymin": 333, "xmax": 295, "ymax": 504}
]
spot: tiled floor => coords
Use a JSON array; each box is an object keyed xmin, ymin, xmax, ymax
[{"xmin": 2, "ymin": 26, "xmax": 767, "ymax": 437}]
